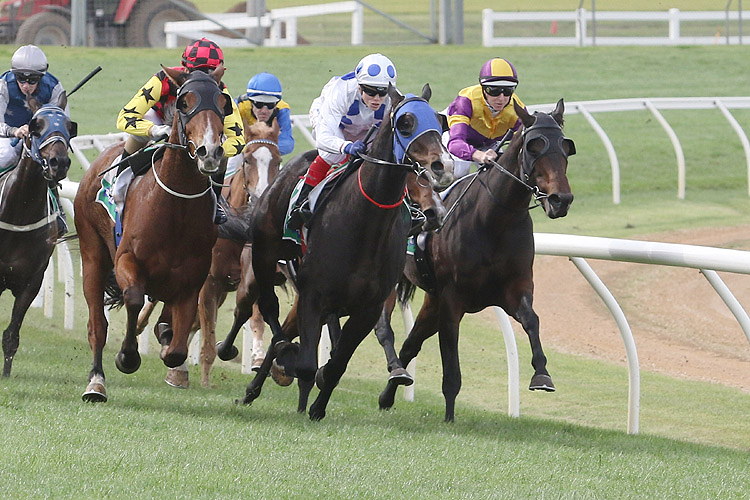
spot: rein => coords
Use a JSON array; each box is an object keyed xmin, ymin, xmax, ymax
[
  {"xmin": 356, "ymin": 168, "xmax": 406, "ymax": 209},
  {"xmin": 150, "ymin": 144, "xmax": 211, "ymax": 199}
]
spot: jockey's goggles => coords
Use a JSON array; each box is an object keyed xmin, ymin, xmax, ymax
[
  {"xmin": 14, "ymin": 72, "xmax": 41, "ymax": 85},
  {"xmin": 251, "ymin": 99, "xmax": 278, "ymax": 110},
  {"xmin": 483, "ymin": 85, "xmax": 514, "ymax": 97},
  {"xmin": 360, "ymin": 84, "xmax": 388, "ymax": 98}
]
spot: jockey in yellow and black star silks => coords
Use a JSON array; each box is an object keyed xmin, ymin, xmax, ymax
[
  {"xmin": 446, "ymin": 57, "xmax": 526, "ymax": 178},
  {"xmin": 115, "ymin": 38, "xmax": 244, "ymax": 224}
]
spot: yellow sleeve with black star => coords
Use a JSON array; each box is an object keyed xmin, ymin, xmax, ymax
[
  {"xmin": 222, "ymin": 97, "xmax": 245, "ymax": 158},
  {"xmin": 116, "ymin": 75, "xmax": 163, "ymax": 137}
]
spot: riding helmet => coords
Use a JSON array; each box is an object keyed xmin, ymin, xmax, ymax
[
  {"xmin": 354, "ymin": 53, "xmax": 397, "ymax": 89},
  {"xmin": 246, "ymin": 72, "xmax": 282, "ymax": 103},
  {"xmin": 479, "ymin": 58, "xmax": 518, "ymax": 87},
  {"xmin": 11, "ymin": 45, "xmax": 48, "ymax": 76},
  {"xmin": 182, "ymin": 38, "xmax": 224, "ymax": 71}
]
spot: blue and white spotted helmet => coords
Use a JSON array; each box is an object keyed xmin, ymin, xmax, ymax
[
  {"xmin": 246, "ymin": 72, "xmax": 282, "ymax": 103},
  {"xmin": 354, "ymin": 53, "xmax": 397, "ymax": 89}
]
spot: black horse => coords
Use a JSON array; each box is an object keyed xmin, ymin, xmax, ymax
[
  {"xmin": 229, "ymin": 85, "xmax": 455, "ymax": 420},
  {"xmin": 377, "ymin": 99, "xmax": 575, "ymax": 422},
  {"xmin": 0, "ymin": 97, "xmax": 75, "ymax": 376}
]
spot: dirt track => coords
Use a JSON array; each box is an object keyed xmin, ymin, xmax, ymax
[{"xmin": 525, "ymin": 225, "xmax": 750, "ymax": 392}]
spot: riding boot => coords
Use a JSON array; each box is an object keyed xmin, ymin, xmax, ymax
[
  {"xmin": 50, "ymin": 184, "xmax": 68, "ymax": 238},
  {"xmin": 211, "ymin": 172, "xmax": 227, "ymax": 225},
  {"xmin": 287, "ymin": 182, "xmax": 313, "ymax": 231}
]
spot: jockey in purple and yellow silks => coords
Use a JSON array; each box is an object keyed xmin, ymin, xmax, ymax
[
  {"xmin": 116, "ymin": 38, "xmax": 244, "ymax": 224},
  {"xmin": 446, "ymin": 57, "xmax": 526, "ymax": 178},
  {"xmin": 286, "ymin": 53, "xmax": 397, "ymax": 231}
]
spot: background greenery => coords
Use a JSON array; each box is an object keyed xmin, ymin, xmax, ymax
[{"xmin": 2, "ymin": 6, "xmax": 750, "ymax": 497}]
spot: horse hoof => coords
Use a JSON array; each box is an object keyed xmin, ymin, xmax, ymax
[
  {"xmin": 115, "ymin": 351, "xmax": 141, "ymax": 374},
  {"xmin": 161, "ymin": 351, "xmax": 187, "ymax": 368},
  {"xmin": 378, "ymin": 387, "xmax": 396, "ymax": 410},
  {"xmin": 82, "ymin": 380, "xmax": 107, "ymax": 403},
  {"xmin": 250, "ymin": 357, "xmax": 264, "ymax": 372},
  {"xmin": 529, "ymin": 374, "xmax": 556, "ymax": 392},
  {"xmin": 315, "ymin": 366, "xmax": 325, "ymax": 390},
  {"xmin": 309, "ymin": 405, "xmax": 326, "ymax": 421},
  {"xmin": 270, "ymin": 361, "xmax": 294, "ymax": 386},
  {"xmin": 165, "ymin": 368, "xmax": 189, "ymax": 389},
  {"xmin": 216, "ymin": 341, "xmax": 239, "ymax": 361},
  {"xmin": 388, "ymin": 367, "xmax": 414, "ymax": 386}
]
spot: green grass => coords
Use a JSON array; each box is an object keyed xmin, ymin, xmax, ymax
[{"xmin": 2, "ymin": 43, "xmax": 750, "ymax": 497}]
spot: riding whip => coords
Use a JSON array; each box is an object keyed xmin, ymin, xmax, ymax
[{"xmin": 67, "ymin": 66, "xmax": 102, "ymax": 97}]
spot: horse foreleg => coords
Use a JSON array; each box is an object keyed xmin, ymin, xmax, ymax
[
  {"xmin": 81, "ymin": 260, "xmax": 110, "ymax": 402},
  {"xmin": 114, "ymin": 256, "xmax": 145, "ymax": 374},
  {"xmin": 309, "ymin": 306, "xmax": 381, "ymax": 421},
  {"xmin": 162, "ymin": 295, "xmax": 199, "ymax": 369},
  {"xmin": 135, "ymin": 298, "xmax": 157, "ymax": 336},
  {"xmin": 2, "ymin": 275, "xmax": 45, "ymax": 377},
  {"xmin": 294, "ymin": 292, "xmax": 323, "ymax": 384},
  {"xmin": 373, "ymin": 290, "xmax": 413, "ymax": 385},
  {"xmin": 197, "ymin": 275, "xmax": 224, "ymax": 388},
  {"xmin": 216, "ymin": 269, "xmax": 258, "ymax": 361},
  {"xmin": 436, "ymin": 301, "xmax": 464, "ymax": 423},
  {"xmin": 379, "ymin": 292, "xmax": 441, "ymax": 410},
  {"xmin": 513, "ymin": 294, "xmax": 554, "ymax": 392}
]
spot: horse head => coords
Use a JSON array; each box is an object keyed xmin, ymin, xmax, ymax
[
  {"xmin": 26, "ymin": 93, "xmax": 76, "ymax": 183},
  {"xmin": 514, "ymin": 98, "xmax": 575, "ymax": 219},
  {"xmin": 390, "ymin": 84, "xmax": 455, "ymax": 191},
  {"xmin": 238, "ymin": 120, "xmax": 282, "ymax": 203},
  {"xmin": 163, "ymin": 66, "xmax": 232, "ymax": 177}
]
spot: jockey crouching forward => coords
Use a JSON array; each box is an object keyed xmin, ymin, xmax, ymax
[
  {"xmin": 115, "ymin": 38, "xmax": 244, "ymax": 224},
  {"xmin": 287, "ymin": 53, "xmax": 397, "ymax": 231},
  {"xmin": 0, "ymin": 45, "xmax": 69, "ymax": 237},
  {"xmin": 446, "ymin": 57, "xmax": 526, "ymax": 178}
]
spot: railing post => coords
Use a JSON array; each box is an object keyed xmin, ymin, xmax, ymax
[
  {"xmin": 668, "ymin": 8, "xmax": 680, "ymax": 42},
  {"xmin": 482, "ymin": 9, "xmax": 493, "ymax": 47},
  {"xmin": 351, "ymin": 3, "xmax": 363, "ymax": 45},
  {"xmin": 576, "ymin": 8, "xmax": 587, "ymax": 47}
]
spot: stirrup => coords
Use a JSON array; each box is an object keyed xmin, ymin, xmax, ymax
[
  {"xmin": 214, "ymin": 204, "xmax": 227, "ymax": 225},
  {"xmin": 56, "ymin": 215, "xmax": 68, "ymax": 238},
  {"xmin": 287, "ymin": 202, "xmax": 311, "ymax": 231}
]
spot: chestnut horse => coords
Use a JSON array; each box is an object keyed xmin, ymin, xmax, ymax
[
  {"xmin": 377, "ymin": 99, "xmax": 576, "ymax": 421},
  {"xmin": 0, "ymin": 97, "xmax": 75, "ymax": 376},
  {"xmin": 230, "ymin": 85, "xmax": 455, "ymax": 420},
  {"xmin": 74, "ymin": 69, "xmax": 233, "ymax": 402}
]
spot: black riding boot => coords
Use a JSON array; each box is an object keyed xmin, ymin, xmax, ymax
[
  {"xmin": 50, "ymin": 184, "xmax": 67, "ymax": 238},
  {"xmin": 287, "ymin": 183, "xmax": 314, "ymax": 231},
  {"xmin": 211, "ymin": 172, "xmax": 227, "ymax": 225}
]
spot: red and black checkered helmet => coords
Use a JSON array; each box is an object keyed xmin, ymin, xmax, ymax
[{"xmin": 181, "ymin": 38, "xmax": 223, "ymax": 71}]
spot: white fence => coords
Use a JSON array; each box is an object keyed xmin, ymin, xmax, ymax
[
  {"xmin": 164, "ymin": 1, "xmax": 364, "ymax": 48},
  {"xmin": 483, "ymin": 9, "xmax": 746, "ymax": 47}
]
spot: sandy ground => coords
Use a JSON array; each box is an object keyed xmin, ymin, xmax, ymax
[{"xmin": 524, "ymin": 225, "xmax": 750, "ymax": 392}]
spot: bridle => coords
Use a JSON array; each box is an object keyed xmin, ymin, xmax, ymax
[{"xmin": 23, "ymin": 105, "xmax": 74, "ymax": 182}]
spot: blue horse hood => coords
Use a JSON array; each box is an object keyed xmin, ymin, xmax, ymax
[{"xmin": 392, "ymin": 94, "xmax": 441, "ymax": 164}]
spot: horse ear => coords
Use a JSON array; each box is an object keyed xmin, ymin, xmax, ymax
[
  {"xmin": 421, "ymin": 83, "xmax": 431, "ymax": 102},
  {"xmin": 270, "ymin": 116, "xmax": 280, "ymax": 135},
  {"xmin": 57, "ymin": 91, "xmax": 68, "ymax": 111},
  {"xmin": 162, "ymin": 65, "xmax": 187, "ymax": 87},
  {"xmin": 514, "ymin": 100, "xmax": 535, "ymax": 128},
  {"xmin": 551, "ymin": 98, "xmax": 565, "ymax": 126},
  {"xmin": 26, "ymin": 95, "xmax": 42, "ymax": 115},
  {"xmin": 28, "ymin": 116, "xmax": 42, "ymax": 137},
  {"xmin": 68, "ymin": 120, "xmax": 78, "ymax": 139},
  {"xmin": 387, "ymin": 83, "xmax": 403, "ymax": 107},
  {"xmin": 211, "ymin": 63, "xmax": 226, "ymax": 84}
]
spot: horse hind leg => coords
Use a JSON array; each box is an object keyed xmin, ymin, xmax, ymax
[
  {"xmin": 514, "ymin": 294, "xmax": 555, "ymax": 392},
  {"xmin": 374, "ymin": 291, "xmax": 413, "ymax": 386}
]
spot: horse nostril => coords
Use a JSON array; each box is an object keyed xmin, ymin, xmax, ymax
[
  {"xmin": 430, "ymin": 161, "xmax": 445, "ymax": 175},
  {"xmin": 195, "ymin": 145, "xmax": 207, "ymax": 158},
  {"xmin": 48, "ymin": 157, "xmax": 59, "ymax": 168}
]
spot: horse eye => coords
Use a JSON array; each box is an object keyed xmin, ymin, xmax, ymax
[{"xmin": 526, "ymin": 137, "xmax": 545, "ymax": 155}]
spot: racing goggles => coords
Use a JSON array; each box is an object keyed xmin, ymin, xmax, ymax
[
  {"xmin": 251, "ymin": 100, "xmax": 278, "ymax": 110},
  {"xmin": 14, "ymin": 72, "xmax": 42, "ymax": 85},
  {"xmin": 360, "ymin": 84, "xmax": 388, "ymax": 98},
  {"xmin": 482, "ymin": 85, "xmax": 514, "ymax": 97}
]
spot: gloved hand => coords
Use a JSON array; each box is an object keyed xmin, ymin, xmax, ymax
[
  {"xmin": 149, "ymin": 124, "xmax": 172, "ymax": 139},
  {"xmin": 343, "ymin": 140, "xmax": 366, "ymax": 157}
]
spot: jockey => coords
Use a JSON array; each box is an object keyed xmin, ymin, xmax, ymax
[
  {"xmin": 0, "ymin": 45, "xmax": 69, "ymax": 236},
  {"xmin": 236, "ymin": 72, "xmax": 294, "ymax": 155},
  {"xmin": 116, "ymin": 38, "xmax": 244, "ymax": 224},
  {"xmin": 446, "ymin": 57, "xmax": 526, "ymax": 178},
  {"xmin": 287, "ymin": 53, "xmax": 397, "ymax": 230}
]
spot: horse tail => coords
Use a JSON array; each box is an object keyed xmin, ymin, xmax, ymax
[
  {"xmin": 396, "ymin": 276, "xmax": 416, "ymax": 307},
  {"xmin": 217, "ymin": 200, "xmax": 253, "ymax": 243},
  {"xmin": 103, "ymin": 269, "xmax": 124, "ymax": 310}
]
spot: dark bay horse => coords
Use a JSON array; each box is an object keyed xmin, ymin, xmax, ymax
[
  {"xmin": 227, "ymin": 85, "xmax": 455, "ymax": 420},
  {"xmin": 378, "ymin": 99, "xmax": 576, "ymax": 422},
  {"xmin": 0, "ymin": 97, "xmax": 75, "ymax": 376},
  {"xmin": 74, "ymin": 68, "xmax": 233, "ymax": 402}
]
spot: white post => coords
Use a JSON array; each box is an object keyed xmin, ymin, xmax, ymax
[
  {"xmin": 493, "ymin": 307, "xmax": 520, "ymax": 418},
  {"xmin": 577, "ymin": 103, "xmax": 620, "ymax": 204},
  {"xmin": 57, "ymin": 242, "xmax": 75, "ymax": 330},
  {"xmin": 644, "ymin": 100, "xmax": 685, "ymax": 199},
  {"xmin": 351, "ymin": 4, "xmax": 363, "ymax": 45},
  {"xmin": 138, "ymin": 324, "xmax": 150, "ymax": 355},
  {"xmin": 576, "ymin": 8, "xmax": 587, "ymax": 47},
  {"xmin": 318, "ymin": 325, "xmax": 331, "ymax": 366},
  {"xmin": 242, "ymin": 322, "xmax": 253, "ymax": 374},
  {"xmin": 43, "ymin": 259, "xmax": 54, "ymax": 318},
  {"xmin": 189, "ymin": 330, "xmax": 201, "ymax": 365},
  {"xmin": 668, "ymin": 8, "xmax": 680, "ymax": 42},
  {"xmin": 482, "ymin": 9, "xmax": 493, "ymax": 47},
  {"xmin": 400, "ymin": 303, "xmax": 416, "ymax": 402}
]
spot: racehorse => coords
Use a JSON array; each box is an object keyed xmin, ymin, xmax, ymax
[
  {"xmin": 228, "ymin": 84, "xmax": 455, "ymax": 420},
  {"xmin": 0, "ymin": 96, "xmax": 75, "ymax": 376},
  {"xmin": 74, "ymin": 68, "xmax": 233, "ymax": 402},
  {"xmin": 377, "ymin": 99, "xmax": 575, "ymax": 422}
]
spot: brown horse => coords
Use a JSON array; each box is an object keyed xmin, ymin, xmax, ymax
[
  {"xmin": 74, "ymin": 69, "xmax": 233, "ymax": 402},
  {"xmin": 377, "ymin": 99, "xmax": 575, "ymax": 422},
  {"xmin": 0, "ymin": 97, "xmax": 75, "ymax": 376},
  {"xmin": 228, "ymin": 85, "xmax": 455, "ymax": 420}
]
